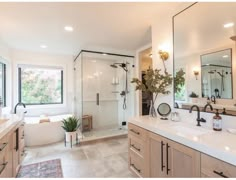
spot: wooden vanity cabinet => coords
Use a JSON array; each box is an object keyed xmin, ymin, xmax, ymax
[
  {"xmin": 0, "ymin": 132, "xmax": 13, "ymax": 178},
  {"xmin": 148, "ymin": 131, "xmax": 200, "ymax": 177},
  {"xmin": 0, "ymin": 122, "xmax": 25, "ymax": 178},
  {"xmin": 201, "ymin": 153, "xmax": 236, "ymax": 178},
  {"xmin": 128, "ymin": 123, "xmax": 200, "ymax": 178},
  {"xmin": 128, "ymin": 123, "xmax": 149, "ymax": 177}
]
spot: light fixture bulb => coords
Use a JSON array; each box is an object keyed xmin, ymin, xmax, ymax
[
  {"xmin": 40, "ymin": 45, "xmax": 47, "ymax": 49},
  {"xmin": 64, "ymin": 26, "xmax": 74, "ymax": 32},
  {"xmin": 223, "ymin": 22, "xmax": 234, "ymax": 28}
]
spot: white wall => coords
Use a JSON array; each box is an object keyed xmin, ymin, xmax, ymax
[{"xmin": 11, "ymin": 49, "xmax": 74, "ymax": 116}]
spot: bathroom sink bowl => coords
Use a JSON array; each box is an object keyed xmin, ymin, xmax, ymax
[{"xmin": 166, "ymin": 124, "xmax": 213, "ymax": 139}]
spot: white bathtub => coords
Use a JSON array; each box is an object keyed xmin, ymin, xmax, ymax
[{"xmin": 24, "ymin": 114, "xmax": 73, "ymax": 147}]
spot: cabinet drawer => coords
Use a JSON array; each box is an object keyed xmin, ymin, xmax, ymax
[
  {"xmin": 128, "ymin": 123, "xmax": 147, "ymax": 141},
  {"xmin": 0, "ymin": 162, "xmax": 8, "ymax": 178},
  {"xmin": 201, "ymin": 153, "xmax": 236, "ymax": 178},
  {"xmin": 129, "ymin": 150, "xmax": 145, "ymax": 177},
  {"xmin": 129, "ymin": 137, "xmax": 144, "ymax": 158}
]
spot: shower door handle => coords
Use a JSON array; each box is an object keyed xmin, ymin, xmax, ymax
[{"xmin": 96, "ymin": 93, "xmax": 99, "ymax": 106}]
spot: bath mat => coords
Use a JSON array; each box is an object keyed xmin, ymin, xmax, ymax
[{"xmin": 17, "ymin": 159, "xmax": 63, "ymax": 178}]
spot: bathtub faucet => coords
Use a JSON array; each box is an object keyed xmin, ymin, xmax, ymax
[{"xmin": 14, "ymin": 102, "xmax": 27, "ymax": 114}]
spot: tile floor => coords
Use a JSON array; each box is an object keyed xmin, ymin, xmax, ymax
[{"xmin": 22, "ymin": 137, "xmax": 136, "ymax": 178}]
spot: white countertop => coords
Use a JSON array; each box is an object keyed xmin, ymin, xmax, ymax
[
  {"xmin": 0, "ymin": 114, "xmax": 23, "ymax": 139},
  {"xmin": 129, "ymin": 116, "xmax": 236, "ymax": 166}
]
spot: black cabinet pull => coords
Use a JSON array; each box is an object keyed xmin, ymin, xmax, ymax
[
  {"xmin": 131, "ymin": 144, "xmax": 140, "ymax": 152},
  {"xmin": 131, "ymin": 163, "xmax": 141, "ymax": 173},
  {"xmin": 166, "ymin": 143, "xmax": 170, "ymax": 175},
  {"xmin": 161, "ymin": 141, "xmax": 165, "ymax": 171},
  {"xmin": 0, "ymin": 162, "xmax": 8, "ymax": 175},
  {"xmin": 213, "ymin": 170, "xmax": 228, "ymax": 178},
  {"xmin": 15, "ymin": 129, "xmax": 19, "ymax": 151},
  {"xmin": 130, "ymin": 129, "xmax": 140, "ymax": 135},
  {"xmin": 0, "ymin": 143, "xmax": 8, "ymax": 151},
  {"xmin": 96, "ymin": 93, "xmax": 99, "ymax": 106}
]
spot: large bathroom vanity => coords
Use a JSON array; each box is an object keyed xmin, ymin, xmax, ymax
[
  {"xmin": 0, "ymin": 115, "xmax": 25, "ymax": 178},
  {"xmin": 128, "ymin": 116, "xmax": 236, "ymax": 178}
]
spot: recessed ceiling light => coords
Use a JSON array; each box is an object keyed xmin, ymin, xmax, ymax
[
  {"xmin": 102, "ymin": 53, "xmax": 107, "ymax": 56},
  {"xmin": 40, "ymin": 45, "xmax": 47, "ymax": 49},
  {"xmin": 64, "ymin": 26, "xmax": 74, "ymax": 32},
  {"xmin": 149, "ymin": 54, "xmax": 152, "ymax": 58},
  {"xmin": 223, "ymin": 55, "xmax": 229, "ymax": 58},
  {"xmin": 223, "ymin": 22, "xmax": 234, "ymax": 28}
]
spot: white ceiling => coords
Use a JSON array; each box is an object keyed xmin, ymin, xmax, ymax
[{"xmin": 0, "ymin": 2, "xmax": 184, "ymax": 56}]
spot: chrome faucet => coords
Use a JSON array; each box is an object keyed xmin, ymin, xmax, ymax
[
  {"xmin": 189, "ymin": 105, "xmax": 206, "ymax": 126},
  {"xmin": 14, "ymin": 102, "xmax": 27, "ymax": 114},
  {"xmin": 203, "ymin": 104, "xmax": 213, "ymax": 112}
]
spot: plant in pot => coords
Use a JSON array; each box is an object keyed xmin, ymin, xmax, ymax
[
  {"xmin": 131, "ymin": 69, "xmax": 172, "ymax": 117},
  {"xmin": 61, "ymin": 116, "xmax": 80, "ymax": 145},
  {"xmin": 189, "ymin": 92, "xmax": 199, "ymax": 103}
]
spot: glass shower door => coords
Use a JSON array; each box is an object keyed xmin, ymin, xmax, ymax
[{"xmin": 82, "ymin": 52, "xmax": 119, "ymax": 138}]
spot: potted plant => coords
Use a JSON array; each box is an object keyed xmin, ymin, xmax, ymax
[
  {"xmin": 189, "ymin": 92, "xmax": 199, "ymax": 103},
  {"xmin": 131, "ymin": 69, "xmax": 172, "ymax": 117},
  {"xmin": 61, "ymin": 116, "xmax": 80, "ymax": 144}
]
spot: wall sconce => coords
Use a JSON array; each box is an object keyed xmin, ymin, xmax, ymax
[
  {"xmin": 159, "ymin": 50, "xmax": 169, "ymax": 61},
  {"xmin": 159, "ymin": 50, "xmax": 169, "ymax": 73},
  {"xmin": 193, "ymin": 70, "xmax": 199, "ymax": 80}
]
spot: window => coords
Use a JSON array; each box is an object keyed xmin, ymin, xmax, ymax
[
  {"xmin": 18, "ymin": 65, "xmax": 63, "ymax": 105},
  {"xmin": 0, "ymin": 63, "xmax": 6, "ymax": 107}
]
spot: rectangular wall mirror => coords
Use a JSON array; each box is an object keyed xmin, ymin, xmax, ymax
[
  {"xmin": 173, "ymin": 2, "xmax": 236, "ymax": 116},
  {"xmin": 201, "ymin": 49, "xmax": 232, "ymax": 99}
]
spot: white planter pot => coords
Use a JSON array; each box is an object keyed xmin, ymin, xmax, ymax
[
  {"xmin": 65, "ymin": 131, "xmax": 77, "ymax": 143},
  {"xmin": 189, "ymin": 98, "xmax": 198, "ymax": 104}
]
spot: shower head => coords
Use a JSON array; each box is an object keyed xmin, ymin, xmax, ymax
[{"xmin": 110, "ymin": 64, "xmax": 118, "ymax": 68}]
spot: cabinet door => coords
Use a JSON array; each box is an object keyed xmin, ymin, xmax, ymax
[
  {"xmin": 168, "ymin": 139, "xmax": 200, "ymax": 177},
  {"xmin": 148, "ymin": 132, "xmax": 168, "ymax": 177}
]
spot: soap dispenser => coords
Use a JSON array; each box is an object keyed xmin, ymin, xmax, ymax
[{"xmin": 212, "ymin": 109, "xmax": 222, "ymax": 131}]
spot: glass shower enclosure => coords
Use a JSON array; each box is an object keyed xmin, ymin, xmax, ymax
[{"xmin": 74, "ymin": 51, "xmax": 135, "ymax": 141}]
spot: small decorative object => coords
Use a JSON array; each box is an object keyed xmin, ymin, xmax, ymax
[
  {"xmin": 174, "ymin": 69, "xmax": 185, "ymax": 93},
  {"xmin": 189, "ymin": 92, "xmax": 199, "ymax": 103},
  {"xmin": 61, "ymin": 116, "xmax": 80, "ymax": 147},
  {"xmin": 131, "ymin": 69, "xmax": 172, "ymax": 117},
  {"xmin": 157, "ymin": 103, "xmax": 171, "ymax": 120}
]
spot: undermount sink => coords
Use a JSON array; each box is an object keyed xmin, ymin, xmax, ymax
[{"xmin": 167, "ymin": 125, "xmax": 213, "ymax": 138}]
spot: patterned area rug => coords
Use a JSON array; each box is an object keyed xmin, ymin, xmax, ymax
[{"xmin": 17, "ymin": 159, "xmax": 63, "ymax": 178}]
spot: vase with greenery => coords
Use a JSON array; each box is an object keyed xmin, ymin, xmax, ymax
[
  {"xmin": 131, "ymin": 69, "xmax": 172, "ymax": 117},
  {"xmin": 62, "ymin": 116, "xmax": 80, "ymax": 143}
]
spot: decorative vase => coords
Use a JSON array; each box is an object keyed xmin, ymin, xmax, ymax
[
  {"xmin": 149, "ymin": 99, "xmax": 157, "ymax": 117},
  {"xmin": 65, "ymin": 131, "xmax": 77, "ymax": 143}
]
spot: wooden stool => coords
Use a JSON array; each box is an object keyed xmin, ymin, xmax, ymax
[{"xmin": 82, "ymin": 115, "xmax": 93, "ymax": 131}]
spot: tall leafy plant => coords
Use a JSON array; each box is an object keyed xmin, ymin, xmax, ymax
[
  {"xmin": 131, "ymin": 69, "xmax": 172, "ymax": 116},
  {"xmin": 61, "ymin": 116, "xmax": 80, "ymax": 132}
]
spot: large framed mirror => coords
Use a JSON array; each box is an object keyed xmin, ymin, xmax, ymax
[{"xmin": 173, "ymin": 2, "xmax": 236, "ymax": 115}]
